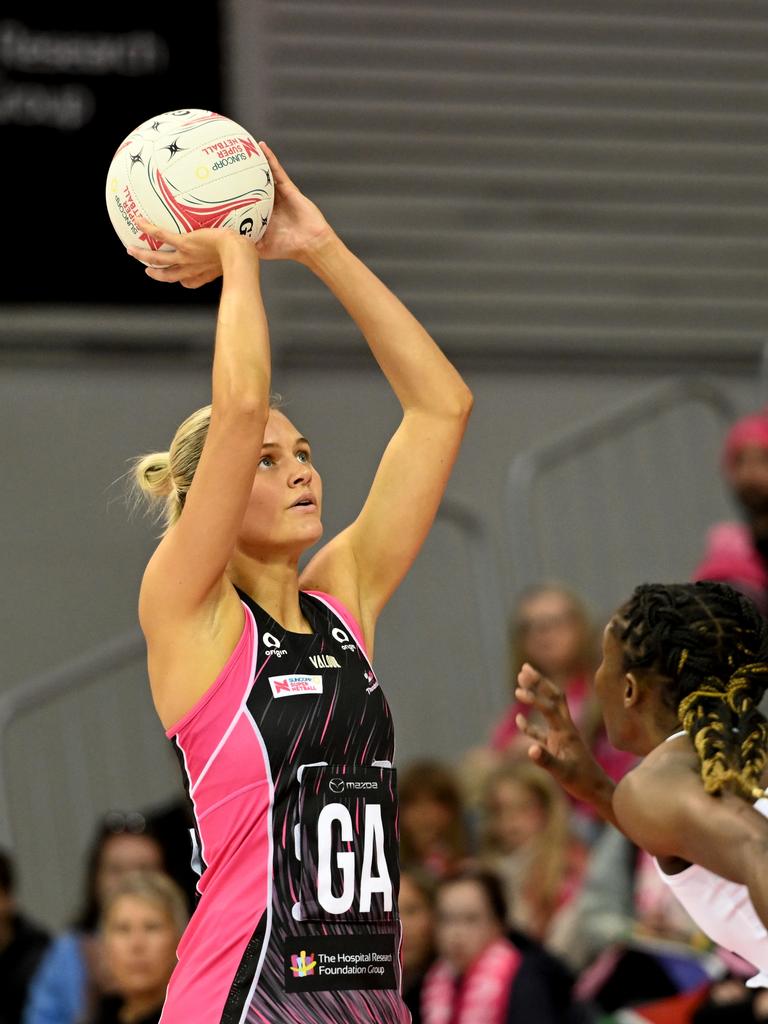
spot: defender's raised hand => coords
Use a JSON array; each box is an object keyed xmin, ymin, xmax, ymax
[{"xmin": 515, "ymin": 663, "xmax": 616, "ymax": 817}]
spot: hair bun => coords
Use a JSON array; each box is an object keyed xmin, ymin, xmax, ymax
[{"xmin": 134, "ymin": 452, "xmax": 173, "ymax": 498}]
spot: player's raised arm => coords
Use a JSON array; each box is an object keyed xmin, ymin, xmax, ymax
[
  {"xmin": 251, "ymin": 144, "xmax": 473, "ymax": 644},
  {"xmin": 131, "ymin": 223, "xmax": 270, "ymax": 624},
  {"xmin": 613, "ymin": 763, "xmax": 768, "ymax": 930}
]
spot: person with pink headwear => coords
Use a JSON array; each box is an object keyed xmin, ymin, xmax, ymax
[{"xmin": 693, "ymin": 409, "xmax": 768, "ymax": 615}]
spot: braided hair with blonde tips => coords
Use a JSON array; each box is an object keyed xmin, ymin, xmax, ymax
[{"xmin": 616, "ymin": 582, "xmax": 768, "ymax": 802}]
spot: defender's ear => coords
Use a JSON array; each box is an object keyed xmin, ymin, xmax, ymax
[{"xmin": 624, "ymin": 671, "xmax": 641, "ymax": 709}]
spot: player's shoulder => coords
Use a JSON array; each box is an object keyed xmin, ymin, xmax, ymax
[{"xmin": 613, "ymin": 743, "xmax": 705, "ymax": 855}]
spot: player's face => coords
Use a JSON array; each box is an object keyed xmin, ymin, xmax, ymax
[
  {"xmin": 240, "ymin": 409, "xmax": 323, "ymax": 554},
  {"xmin": 594, "ymin": 622, "xmax": 631, "ymax": 750},
  {"xmin": 103, "ymin": 895, "xmax": 179, "ymax": 1003},
  {"xmin": 435, "ymin": 881, "xmax": 503, "ymax": 975}
]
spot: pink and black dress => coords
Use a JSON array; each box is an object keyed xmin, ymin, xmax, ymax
[{"xmin": 160, "ymin": 587, "xmax": 409, "ymax": 1024}]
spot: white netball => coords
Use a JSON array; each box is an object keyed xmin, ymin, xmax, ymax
[{"xmin": 105, "ymin": 109, "xmax": 273, "ymax": 255}]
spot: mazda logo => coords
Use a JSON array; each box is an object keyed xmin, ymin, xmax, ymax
[{"xmin": 329, "ymin": 779, "xmax": 345, "ymax": 794}]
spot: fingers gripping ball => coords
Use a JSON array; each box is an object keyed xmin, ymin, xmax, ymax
[{"xmin": 105, "ymin": 109, "xmax": 274, "ymax": 258}]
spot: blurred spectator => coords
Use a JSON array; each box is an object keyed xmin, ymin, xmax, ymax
[
  {"xmin": 24, "ymin": 813, "xmax": 164, "ymax": 1024},
  {"xmin": 399, "ymin": 761, "xmax": 469, "ymax": 880},
  {"xmin": 693, "ymin": 409, "xmax": 768, "ymax": 615},
  {"xmin": 479, "ymin": 759, "xmax": 587, "ymax": 948},
  {"xmin": 88, "ymin": 870, "xmax": 187, "ymax": 1024},
  {"xmin": 0, "ymin": 850, "xmax": 49, "ymax": 1024},
  {"xmin": 565, "ymin": 826, "xmax": 715, "ymax": 1014},
  {"xmin": 563, "ymin": 826, "xmax": 705, "ymax": 974},
  {"xmin": 489, "ymin": 583, "xmax": 635, "ymax": 833},
  {"xmin": 141, "ymin": 796, "xmax": 197, "ymax": 912},
  {"xmin": 421, "ymin": 869, "xmax": 572, "ymax": 1024},
  {"xmin": 399, "ymin": 868, "xmax": 438, "ymax": 1024},
  {"xmin": 693, "ymin": 978, "xmax": 768, "ymax": 1023}
]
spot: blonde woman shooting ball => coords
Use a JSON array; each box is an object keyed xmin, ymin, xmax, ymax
[{"xmin": 129, "ymin": 142, "xmax": 472, "ymax": 1023}]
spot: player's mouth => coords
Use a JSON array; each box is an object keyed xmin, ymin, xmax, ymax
[{"xmin": 288, "ymin": 493, "xmax": 317, "ymax": 511}]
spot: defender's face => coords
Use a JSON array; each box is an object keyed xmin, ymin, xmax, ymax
[{"xmin": 594, "ymin": 622, "xmax": 630, "ymax": 750}]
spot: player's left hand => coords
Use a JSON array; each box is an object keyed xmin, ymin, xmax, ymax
[{"xmin": 127, "ymin": 221, "xmax": 251, "ymax": 288}]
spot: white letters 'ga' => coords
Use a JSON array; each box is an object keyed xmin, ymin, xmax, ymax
[{"xmin": 317, "ymin": 802, "xmax": 393, "ymax": 915}]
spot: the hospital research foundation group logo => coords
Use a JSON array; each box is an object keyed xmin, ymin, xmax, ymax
[
  {"xmin": 290, "ymin": 951, "xmax": 316, "ymax": 978},
  {"xmin": 284, "ymin": 935, "xmax": 397, "ymax": 993}
]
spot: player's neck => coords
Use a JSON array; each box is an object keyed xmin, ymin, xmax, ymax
[{"xmin": 228, "ymin": 555, "xmax": 310, "ymax": 633}]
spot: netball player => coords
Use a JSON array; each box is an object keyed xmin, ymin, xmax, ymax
[
  {"xmin": 128, "ymin": 143, "xmax": 473, "ymax": 1023},
  {"xmin": 515, "ymin": 581, "xmax": 768, "ymax": 985}
]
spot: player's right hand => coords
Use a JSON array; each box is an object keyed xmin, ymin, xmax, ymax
[
  {"xmin": 254, "ymin": 142, "xmax": 335, "ymax": 264},
  {"xmin": 515, "ymin": 663, "xmax": 612, "ymax": 807}
]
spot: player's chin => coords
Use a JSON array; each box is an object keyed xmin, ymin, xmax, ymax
[{"xmin": 296, "ymin": 518, "xmax": 324, "ymax": 547}]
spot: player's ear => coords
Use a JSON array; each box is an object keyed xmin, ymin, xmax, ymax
[{"xmin": 624, "ymin": 671, "xmax": 641, "ymax": 708}]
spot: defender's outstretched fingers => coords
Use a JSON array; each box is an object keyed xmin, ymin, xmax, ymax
[
  {"xmin": 528, "ymin": 744, "xmax": 558, "ymax": 769},
  {"xmin": 515, "ymin": 713, "xmax": 547, "ymax": 746},
  {"xmin": 516, "ymin": 663, "xmax": 569, "ymax": 717}
]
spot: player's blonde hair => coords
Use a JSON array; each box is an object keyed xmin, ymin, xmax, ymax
[
  {"xmin": 133, "ymin": 396, "xmax": 283, "ymax": 534},
  {"xmin": 133, "ymin": 405, "xmax": 212, "ymax": 534}
]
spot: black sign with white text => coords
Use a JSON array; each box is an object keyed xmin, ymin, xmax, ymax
[{"xmin": 0, "ymin": 7, "xmax": 222, "ymax": 305}]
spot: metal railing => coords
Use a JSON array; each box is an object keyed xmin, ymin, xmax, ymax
[
  {"xmin": 505, "ymin": 376, "xmax": 738, "ymax": 603},
  {"xmin": 0, "ymin": 631, "xmax": 146, "ymax": 850}
]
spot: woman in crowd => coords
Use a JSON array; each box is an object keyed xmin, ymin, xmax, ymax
[
  {"xmin": 0, "ymin": 849, "xmax": 49, "ymax": 1024},
  {"xmin": 421, "ymin": 869, "xmax": 571, "ymax": 1024},
  {"xmin": 480, "ymin": 758, "xmax": 587, "ymax": 947},
  {"xmin": 399, "ymin": 869, "xmax": 438, "ymax": 1024},
  {"xmin": 399, "ymin": 761, "xmax": 470, "ymax": 880},
  {"xmin": 89, "ymin": 872, "xmax": 187, "ymax": 1024},
  {"xmin": 493, "ymin": 585, "xmax": 634, "ymax": 821},
  {"xmin": 515, "ymin": 581, "xmax": 768, "ymax": 988},
  {"xmin": 24, "ymin": 815, "xmax": 164, "ymax": 1024}
]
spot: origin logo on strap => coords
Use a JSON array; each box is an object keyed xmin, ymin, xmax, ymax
[{"xmin": 269, "ymin": 675, "xmax": 323, "ymax": 698}]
